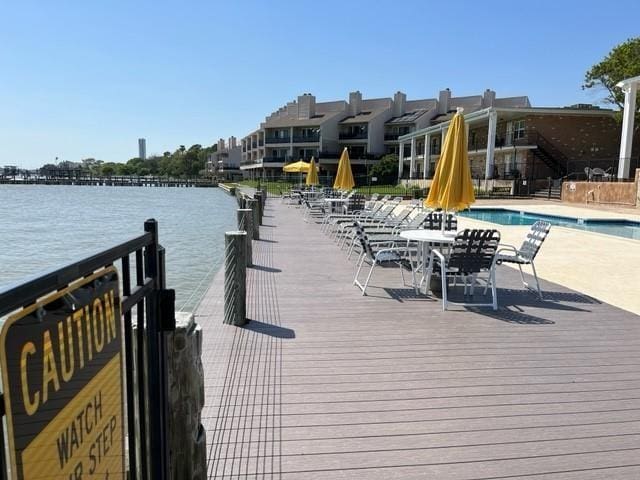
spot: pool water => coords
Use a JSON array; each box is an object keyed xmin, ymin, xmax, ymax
[{"xmin": 458, "ymin": 208, "xmax": 640, "ymax": 240}]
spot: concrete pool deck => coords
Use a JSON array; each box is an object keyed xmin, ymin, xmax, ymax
[{"xmin": 461, "ymin": 200, "xmax": 640, "ymax": 315}]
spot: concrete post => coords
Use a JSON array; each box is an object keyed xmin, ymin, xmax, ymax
[
  {"xmin": 223, "ymin": 231, "xmax": 247, "ymax": 326},
  {"xmin": 398, "ymin": 141, "xmax": 405, "ymax": 181},
  {"xmin": 485, "ymin": 110, "xmax": 497, "ymax": 179},
  {"xmin": 260, "ymin": 189, "xmax": 267, "ymax": 208},
  {"xmin": 423, "ymin": 134, "xmax": 429, "ymax": 179},
  {"xmin": 618, "ymin": 82, "xmax": 638, "ymax": 179},
  {"xmin": 409, "ymin": 136, "xmax": 416, "ymax": 179},
  {"xmin": 237, "ymin": 208, "xmax": 253, "ymax": 267},
  {"xmin": 246, "ymin": 199, "xmax": 260, "ymax": 240}
]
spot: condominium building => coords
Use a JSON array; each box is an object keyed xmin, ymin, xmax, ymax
[
  {"xmin": 240, "ymin": 89, "xmax": 531, "ymax": 179},
  {"xmin": 207, "ymin": 137, "xmax": 242, "ymax": 180}
]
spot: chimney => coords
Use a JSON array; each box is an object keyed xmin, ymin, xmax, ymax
[
  {"xmin": 297, "ymin": 93, "xmax": 316, "ymax": 119},
  {"xmin": 349, "ymin": 91, "xmax": 362, "ymax": 116},
  {"xmin": 438, "ymin": 88, "xmax": 451, "ymax": 114},
  {"xmin": 393, "ymin": 91, "xmax": 407, "ymax": 117},
  {"xmin": 217, "ymin": 138, "xmax": 225, "ymax": 151},
  {"xmin": 482, "ymin": 89, "xmax": 496, "ymax": 108},
  {"xmin": 228, "ymin": 136, "xmax": 237, "ymax": 149},
  {"xmin": 286, "ymin": 100, "xmax": 298, "ymax": 116}
]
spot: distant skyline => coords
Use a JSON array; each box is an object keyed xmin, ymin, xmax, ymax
[{"xmin": 1, "ymin": 0, "xmax": 639, "ymax": 169}]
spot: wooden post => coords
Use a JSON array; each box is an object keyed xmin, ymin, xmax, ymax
[
  {"xmin": 223, "ymin": 231, "xmax": 247, "ymax": 326},
  {"xmin": 254, "ymin": 192, "xmax": 264, "ymax": 225},
  {"xmin": 246, "ymin": 199, "xmax": 260, "ymax": 240},
  {"xmin": 237, "ymin": 209, "xmax": 253, "ymax": 267}
]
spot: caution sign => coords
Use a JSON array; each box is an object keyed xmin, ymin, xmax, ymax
[{"xmin": 1, "ymin": 267, "xmax": 125, "ymax": 479}]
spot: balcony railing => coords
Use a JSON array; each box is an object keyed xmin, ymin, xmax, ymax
[
  {"xmin": 265, "ymin": 137, "xmax": 291, "ymax": 144},
  {"xmin": 263, "ymin": 156, "xmax": 290, "ymax": 163},
  {"xmin": 292, "ymin": 134, "xmax": 320, "ymax": 143},
  {"xmin": 339, "ymin": 132, "xmax": 368, "ymax": 140},
  {"xmin": 384, "ymin": 133, "xmax": 400, "ymax": 141},
  {"xmin": 318, "ymin": 151, "xmax": 382, "ymax": 161},
  {"xmin": 252, "ymin": 142, "xmax": 257, "ymax": 148}
]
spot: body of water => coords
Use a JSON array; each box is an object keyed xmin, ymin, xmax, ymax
[{"xmin": 0, "ymin": 185, "xmax": 237, "ymax": 311}]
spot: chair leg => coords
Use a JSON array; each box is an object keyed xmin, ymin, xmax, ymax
[
  {"xmin": 530, "ymin": 261, "xmax": 543, "ymax": 300},
  {"xmin": 518, "ymin": 263, "xmax": 526, "ymax": 288},
  {"xmin": 399, "ymin": 262, "xmax": 405, "ymax": 285},
  {"xmin": 353, "ymin": 253, "xmax": 366, "ymax": 285},
  {"xmin": 362, "ymin": 261, "xmax": 377, "ymax": 296},
  {"xmin": 440, "ymin": 265, "xmax": 448, "ymax": 311},
  {"xmin": 491, "ymin": 268, "xmax": 498, "ymax": 310}
]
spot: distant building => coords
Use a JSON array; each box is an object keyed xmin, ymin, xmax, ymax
[
  {"xmin": 239, "ymin": 89, "xmax": 529, "ymax": 179},
  {"xmin": 138, "ymin": 138, "xmax": 147, "ymax": 160},
  {"xmin": 207, "ymin": 137, "xmax": 242, "ymax": 180}
]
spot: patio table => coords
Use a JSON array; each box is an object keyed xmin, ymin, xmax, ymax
[{"xmin": 400, "ymin": 229, "xmax": 457, "ymax": 294}]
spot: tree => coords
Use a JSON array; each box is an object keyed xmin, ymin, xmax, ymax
[
  {"xmin": 369, "ymin": 154, "xmax": 399, "ymax": 184},
  {"xmin": 583, "ymin": 37, "xmax": 640, "ymax": 121}
]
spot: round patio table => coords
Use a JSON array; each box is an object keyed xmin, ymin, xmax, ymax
[{"xmin": 399, "ymin": 229, "xmax": 458, "ymax": 294}]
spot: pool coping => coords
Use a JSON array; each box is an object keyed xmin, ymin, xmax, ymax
[{"xmin": 463, "ymin": 206, "xmax": 640, "ymax": 226}]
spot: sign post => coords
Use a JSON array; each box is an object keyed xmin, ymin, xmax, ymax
[{"xmin": 0, "ymin": 267, "xmax": 125, "ymax": 479}]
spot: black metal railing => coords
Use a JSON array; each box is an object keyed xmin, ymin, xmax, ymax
[
  {"xmin": 265, "ymin": 136, "xmax": 290, "ymax": 144},
  {"xmin": 384, "ymin": 133, "xmax": 400, "ymax": 141},
  {"xmin": 0, "ymin": 219, "xmax": 174, "ymax": 480},
  {"xmin": 339, "ymin": 131, "xmax": 368, "ymax": 140},
  {"xmin": 292, "ymin": 134, "xmax": 320, "ymax": 143},
  {"xmin": 263, "ymin": 156, "xmax": 290, "ymax": 163}
]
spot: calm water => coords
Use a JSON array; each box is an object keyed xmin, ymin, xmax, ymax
[
  {"xmin": 459, "ymin": 208, "xmax": 640, "ymax": 240},
  {"xmin": 0, "ymin": 185, "xmax": 237, "ymax": 311}
]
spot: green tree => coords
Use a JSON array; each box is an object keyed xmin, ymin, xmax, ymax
[
  {"xmin": 583, "ymin": 37, "xmax": 640, "ymax": 122},
  {"xmin": 369, "ymin": 154, "xmax": 399, "ymax": 184}
]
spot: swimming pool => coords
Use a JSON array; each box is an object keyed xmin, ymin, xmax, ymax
[{"xmin": 458, "ymin": 208, "xmax": 640, "ymax": 240}]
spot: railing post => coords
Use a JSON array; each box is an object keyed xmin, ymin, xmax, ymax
[
  {"xmin": 143, "ymin": 219, "xmax": 171, "ymax": 480},
  {"xmin": 237, "ymin": 208, "xmax": 253, "ymax": 267},
  {"xmin": 224, "ymin": 231, "xmax": 247, "ymax": 326},
  {"xmin": 246, "ymin": 198, "xmax": 260, "ymax": 240}
]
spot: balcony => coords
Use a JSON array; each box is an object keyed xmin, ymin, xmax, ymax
[
  {"xmin": 258, "ymin": 139, "xmax": 264, "ymax": 147},
  {"xmin": 292, "ymin": 134, "xmax": 320, "ymax": 143},
  {"xmin": 252, "ymin": 141, "xmax": 257, "ymax": 148},
  {"xmin": 265, "ymin": 137, "xmax": 291, "ymax": 144},
  {"xmin": 339, "ymin": 132, "xmax": 368, "ymax": 140},
  {"xmin": 384, "ymin": 133, "xmax": 400, "ymax": 141},
  {"xmin": 263, "ymin": 156, "xmax": 290, "ymax": 163}
]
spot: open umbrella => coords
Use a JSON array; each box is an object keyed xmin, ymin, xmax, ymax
[
  {"xmin": 425, "ymin": 108, "xmax": 475, "ymax": 231},
  {"xmin": 283, "ymin": 159, "xmax": 310, "ymax": 186},
  {"xmin": 333, "ymin": 147, "xmax": 355, "ymax": 190},
  {"xmin": 306, "ymin": 157, "xmax": 319, "ymax": 186}
]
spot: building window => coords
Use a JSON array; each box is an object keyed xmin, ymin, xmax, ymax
[{"xmin": 513, "ymin": 120, "xmax": 525, "ymax": 140}]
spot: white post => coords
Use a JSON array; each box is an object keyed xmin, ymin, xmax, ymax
[
  {"xmin": 485, "ymin": 110, "xmax": 497, "ymax": 179},
  {"xmin": 409, "ymin": 136, "xmax": 416, "ymax": 179},
  {"xmin": 398, "ymin": 141, "xmax": 405, "ymax": 180},
  {"xmin": 423, "ymin": 134, "xmax": 429, "ymax": 179},
  {"xmin": 617, "ymin": 81, "xmax": 638, "ymax": 179}
]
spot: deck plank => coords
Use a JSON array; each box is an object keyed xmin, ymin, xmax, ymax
[{"xmin": 196, "ymin": 198, "xmax": 640, "ymax": 479}]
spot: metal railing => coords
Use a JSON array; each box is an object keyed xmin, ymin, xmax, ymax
[
  {"xmin": 0, "ymin": 219, "xmax": 174, "ymax": 480},
  {"xmin": 292, "ymin": 134, "xmax": 320, "ymax": 143},
  {"xmin": 338, "ymin": 131, "xmax": 368, "ymax": 140},
  {"xmin": 265, "ymin": 137, "xmax": 290, "ymax": 144}
]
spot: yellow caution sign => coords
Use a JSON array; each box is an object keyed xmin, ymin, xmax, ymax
[{"xmin": 0, "ymin": 267, "xmax": 125, "ymax": 479}]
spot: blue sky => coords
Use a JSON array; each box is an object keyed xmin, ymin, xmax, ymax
[{"xmin": 1, "ymin": 0, "xmax": 639, "ymax": 169}]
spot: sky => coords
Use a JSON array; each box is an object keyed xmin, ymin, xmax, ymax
[{"xmin": 1, "ymin": 0, "xmax": 639, "ymax": 169}]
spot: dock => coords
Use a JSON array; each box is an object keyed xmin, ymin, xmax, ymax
[{"xmin": 196, "ymin": 197, "xmax": 640, "ymax": 479}]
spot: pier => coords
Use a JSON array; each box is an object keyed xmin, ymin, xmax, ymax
[
  {"xmin": 197, "ymin": 195, "xmax": 640, "ymax": 479},
  {"xmin": 0, "ymin": 174, "xmax": 217, "ymax": 187}
]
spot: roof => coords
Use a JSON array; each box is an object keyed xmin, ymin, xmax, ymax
[
  {"xmin": 386, "ymin": 109, "xmax": 430, "ymax": 124},
  {"xmin": 263, "ymin": 109, "xmax": 344, "ymax": 128},
  {"xmin": 340, "ymin": 111, "xmax": 374, "ymax": 124}
]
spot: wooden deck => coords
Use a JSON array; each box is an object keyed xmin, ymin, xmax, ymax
[{"xmin": 196, "ymin": 199, "xmax": 640, "ymax": 479}]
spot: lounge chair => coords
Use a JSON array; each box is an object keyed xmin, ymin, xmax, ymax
[
  {"xmin": 494, "ymin": 220, "xmax": 551, "ymax": 299},
  {"xmin": 426, "ymin": 229, "xmax": 501, "ymax": 310},
  {"xmin": 352, "ymin": 221, "xmax": 416, "ymax": 296}
]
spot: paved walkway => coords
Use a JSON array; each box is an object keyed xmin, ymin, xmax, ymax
[{"xmin": 197, "ymin": 199, "xmax": 640, "ymax": 479}]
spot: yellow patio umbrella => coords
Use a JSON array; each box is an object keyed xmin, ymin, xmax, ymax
[
  {"xmin": 425, "ymin": 108, "xmax": 475, "ymax": 229},
  {"xmin": 305, "ymin": 157, "xmax": 319, "ymax": 186},
  {"xmin": 333, "ymin": 147, "xmax": 355, "ymax": 190},
  {"xmin": 283, "ymin": 160, "xmax": 310, "ymax": 173}
]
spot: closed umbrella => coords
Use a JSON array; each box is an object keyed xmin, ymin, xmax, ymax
[
  {"xmin": 333, "ymin": 147, "xmax": 355, "ymax": 190},
  {"xmin": 306, "ymin": 157, "xmax": 319, "ymax": 186},
  {"xmin": 425, "ymin": 108, "xmax": 475, "ymax": 231}
]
